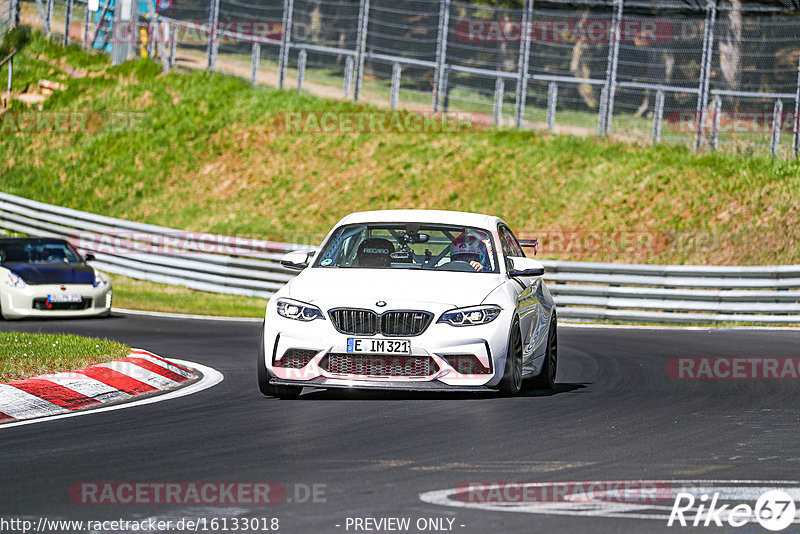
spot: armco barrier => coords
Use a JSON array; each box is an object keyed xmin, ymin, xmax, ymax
[{"xmin": 1, "ymin": 192, "xmax": 799, "ymax": 324}]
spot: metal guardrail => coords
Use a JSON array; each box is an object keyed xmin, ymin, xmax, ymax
[{"xmin": 1, "ymin": 192, "xmax": 799, "ymax": 324}]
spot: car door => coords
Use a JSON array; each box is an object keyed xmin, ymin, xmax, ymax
[{"xmin": 499, "ymin": 225, "xmax": 541, "ymax": 368}]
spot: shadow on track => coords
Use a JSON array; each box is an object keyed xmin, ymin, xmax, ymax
[{"xmin": 270, "ymin": 382, "xmax": 590, "ymax": 401}]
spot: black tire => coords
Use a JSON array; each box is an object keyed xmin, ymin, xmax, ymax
[
  {"xmin": 257, "ymin": 330, "xmax": 302, "ymax": 399},
  {"xmin": 498, "ymin": 319, "xmax": 523, "ymax": 396},
  {"xmin": 530, "ymin": 315, "xmax": 557, "ymax": 390}
]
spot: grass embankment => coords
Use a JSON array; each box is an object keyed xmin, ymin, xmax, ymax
[
  {"xmin": 2, "ymin": 28, "xmax": 799, "ymax": 270},
  {"xmin": 111, "ymin": 274, "xmax": 266, "ymax": 317},
  {"xmin": 0, "ymin": 332, "xmax": 130, "ymax": 382}
]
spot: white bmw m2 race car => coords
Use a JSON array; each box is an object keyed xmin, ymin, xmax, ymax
[{"xmin": 258, "ymin": 210, "xmax": 556, "ymax": 398}]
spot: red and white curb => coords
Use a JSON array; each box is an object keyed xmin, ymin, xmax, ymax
[{"xmin": 0, "ymin": 349, "xmax": 198, "ymax": 424}]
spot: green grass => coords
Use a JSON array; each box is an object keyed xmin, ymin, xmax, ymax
[
  {"xmin": 0, "ymin": 332, "xmax": 130, "ymax": 382},
  {"xmin": 2, "ymin": 28, "xmax": 800, "ymax": 269},
  {"xmin": 111, "ymin": 274, "xmax": 266, "ymax": 318}
]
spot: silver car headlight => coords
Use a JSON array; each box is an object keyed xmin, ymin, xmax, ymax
[
  {"xmin": 93, "ymin": 271, "xmax": 109, "ymax": 288},
  {"xmin": 438, "ymin": 305, "xmax": 501, "ymax": 326},
  {"xmin": 5, "ymin": 272, "xmax": 27, "ymax": 289},
  {"xmin": 276, "ymin": 298, "xmax": 325, "ymax": 322}
]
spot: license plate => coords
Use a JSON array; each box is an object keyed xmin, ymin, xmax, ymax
[
  {"xmin": 347, "ymin": 338, "xmax": 411, "ymax": 355},
  {"xmin": 47, "ymin": 293, "xmax": 82, "ymax": 303}
]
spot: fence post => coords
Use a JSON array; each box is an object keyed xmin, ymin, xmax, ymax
[
  {"xmin": 710, "ymin": 94, "xmax": 721, "ymax": 150},
  {"xmin": 278, "ymin": 0, "xmax": 294, "ymax": 89},
  {"xmin": 652, "ymin": 89, "xmax": 665, "ymax": 143},
  {"xmin": 250, "ymin": 42, "xmax": 260, "ymax": 85},
  {"xmin": 514, "ymin": 0, "xmax": 533, "ymax": 129},
  {"xmin": 493, "ymin": 77, "xmax": 504, "ymax": 126},
  {"xmin": 63, "ymin": 0, "xmax": 74, "ymax": 46},
  {"xmin": 793, "ymin": 52, "xmax": 800, "ymax": 158},
  {"xmin": 390, "ymin": 62, "xmax": 401, "ymax": 109},
  {"xmin": 694, "ymin": 0, "xmax": 717, "ymax": 151},
  {"xmin": 770, "ymin": 99, "xmax": 783, "ymax": 157},
  {"xmin": 600, "ymin": 0, "xmax": 623, "ymax": 135},
  {"xmin": 546, "ymin": 81, "xmax": 558, "ymax": 131},
  {"xmin": 83, "ymin": 3, "xmax": 90, "ymax": 47},
  {"xmin": 441, "ymin": 66, "xmax": 450, "ymax": 112},
  {"xmin": 169, "ymin": 25, "xmax": 177, "ymax": 67},
  {"xmin": 10, "ymin": 0, "xmax": 20, "ymax": 28},
  {"xmin": 147, "ymin": 20, "xmax": 156, "ymax": 58},
  {"xmin": 46, "ymin": 0, "xmax": 53, "ymax": 36},
  {"xmin": 353, "ymin": 0, "xmax": 370, "ymax": 101},
  {"xmin": 432, "ymin": 0, "xmax": 451, "ymax": 112},
  {"xmin": 343, "ymin": 56, "xmax": 354, "ymax": 99},
  {"xmin": 6, "ymin": 56, "xmax": 12, "ymax": 99},
  {"xmin": 206, "ymin": 0, "xmax": 221, "ymax": 71},
  {"xmin": 296, "ymin": 49, "xmax": 307, "ymax": 90},
  {"xmin": 34, "ymin": 0, "xmax": 48, "ymax": 36}
]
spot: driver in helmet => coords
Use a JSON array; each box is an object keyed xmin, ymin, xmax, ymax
[{"xmin": 450, "ymin": 232, "xmax": 491, "ymax": 272}]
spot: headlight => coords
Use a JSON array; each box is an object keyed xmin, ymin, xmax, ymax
[
  {"xmin": 276, "ymin": 298, "xmax": 324, "ymax": 322},
  {"xmin": 5, "ymin": 272, "xmax": 27, "ymax": 289},
  {"xmin": 438, "ymin": 305, "xmax": 501, "ymax": 326},
  {"xmin": 93, "ymin": 271, "xmax": 109, "ymax": 288}
]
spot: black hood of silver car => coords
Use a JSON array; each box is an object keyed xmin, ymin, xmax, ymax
[{"xmin": 4, "ymin": 263, "xmax": 95, "ymax": 285}]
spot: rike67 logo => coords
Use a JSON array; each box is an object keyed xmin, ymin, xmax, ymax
[{"xmin": 668, "ymin": 489, "xmax": 797, "ymax": 531}]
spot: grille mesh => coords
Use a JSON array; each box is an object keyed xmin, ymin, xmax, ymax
[
  {"xmin": 32, "ymin": 298, "xmax": 92, "ymax": 311},
  {"xmin": 329, "ymin": 309, "xmax": 433, "ymax": 337},
  {"xmin": 441, "ymin": 354, "xmax": 492, "ymax": 375},
  {"xmin": 275, "ymin": 348, "xmax": 317, "ymax": 369},
  {"xmin": 323, "ymin": 354, "xmax": 437, "ymax": 377}
]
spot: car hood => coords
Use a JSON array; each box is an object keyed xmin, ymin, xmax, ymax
[
  {"xmin": 3, "ymin": 263, "xmax": 95, "ymax": 285},
  {"xmin": 286, "ymin": 268, "xmax": 505, "ymax": 309}
]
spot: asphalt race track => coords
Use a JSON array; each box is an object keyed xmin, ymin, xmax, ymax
[{"xmin": 1, "ymin": 314, "xmax": 800, "ymax": 534}]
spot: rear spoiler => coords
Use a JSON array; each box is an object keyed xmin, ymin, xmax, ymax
[{"xmin": 518, "ymin": 238, "xmax": 539, "ymax": 255}]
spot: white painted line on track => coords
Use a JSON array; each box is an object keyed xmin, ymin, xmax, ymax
[
  {"xmin": 0, "ymin": 359, "xmax": 223, "ymax": 429},
  {"xmin": 113, "ymin": 307, "xmax": 263, "ymax": 323}
]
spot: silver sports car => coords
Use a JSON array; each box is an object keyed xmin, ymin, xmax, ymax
[{"xmin": 0, "ymin": 238, "xmax": 112, "ymax": 319}]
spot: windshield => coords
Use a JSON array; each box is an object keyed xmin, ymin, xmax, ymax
[
  {"xmin": 0, "ymin": 241, "xmax": 83, "ymax": 265},
  {"xmin": 314, "ymin": 223, "xmax": 500, "ymax": 273}
]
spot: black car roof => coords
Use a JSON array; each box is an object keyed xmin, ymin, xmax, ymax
[{"xmin": 0, "ymin": 238, "xmax": 69, "ymax": 245}]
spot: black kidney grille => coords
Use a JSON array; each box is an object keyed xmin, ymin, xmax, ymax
[
  {"xmin": 380, "ymin": 311, "xmax": 433, "ymax": 336},
  {"xmin": 329, "ymin": 309, "xmax": 379, "ymax": 335},
  {"xmin": 329, "ymin": 309, "xmax": 433, "ymax": 336}
]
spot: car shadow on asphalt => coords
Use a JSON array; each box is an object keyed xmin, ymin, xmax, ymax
[{"xmin": 291, "ymin": 382, "xmax": 589, "ymax": 401}]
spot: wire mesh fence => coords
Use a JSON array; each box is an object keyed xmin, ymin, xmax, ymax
[{"xmin": 14, "ymin": 0, "xmax": 800, "ymax": 158}]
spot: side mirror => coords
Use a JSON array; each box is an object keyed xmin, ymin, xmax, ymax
[
  {"xmin": 507, "ymin": 256, "xmax": 545, "ymax": 277},
  {"xmin": 281, "ymin": 250, "xmax": 313, "ymax": 270},
  {"xmin": 84, "ymin": 253, "xmax": 96, "ymax": 262}
]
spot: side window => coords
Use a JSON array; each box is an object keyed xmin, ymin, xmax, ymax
[{"xmin": 499, "ymin": 226, "xmax": 525, "ymax": 259}]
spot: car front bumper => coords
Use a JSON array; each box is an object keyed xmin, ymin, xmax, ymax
[
  {"xmin": 1, "ymin": 283, "xmax": 112, "ymax": 319},
  {"xmin": 262, "ymin": 304, "xmax": 512, "ymax": 389}
]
